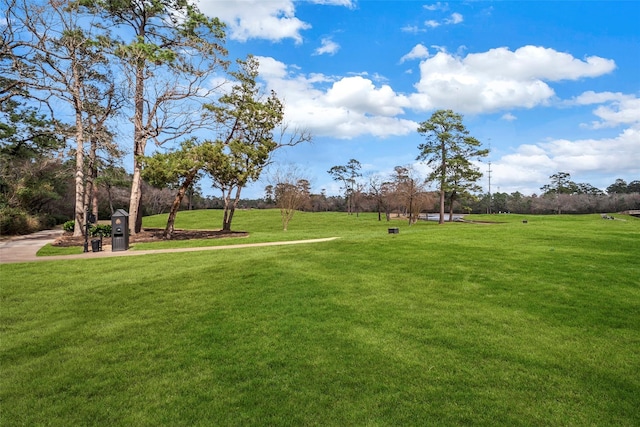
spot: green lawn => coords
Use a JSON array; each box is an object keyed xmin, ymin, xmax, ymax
[{"xmin": 2, "ymin": 211, "xmax": 639, "ymax": 426}]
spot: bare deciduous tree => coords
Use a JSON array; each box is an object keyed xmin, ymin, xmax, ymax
[{"xmin": 271, "ymin": 166, "xmax": 311, "ymax": 231}]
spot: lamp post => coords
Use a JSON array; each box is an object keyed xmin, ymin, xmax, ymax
[{"xmin": 83, "ymin": 210, "xmax": 96, "ymax": 253}]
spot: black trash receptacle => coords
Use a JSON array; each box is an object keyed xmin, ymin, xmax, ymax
[
  {"xmin": 111, "ymin": 209, "xmax": 129, "ymax": 251},
  {"xmin": 91, "ymin": 239, "xmax": 101, "ymax": 252}
]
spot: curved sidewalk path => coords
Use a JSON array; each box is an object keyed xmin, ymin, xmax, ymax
[{"xmin": 0, "ymin": 230, "xmax": 339, "ymax": 264}]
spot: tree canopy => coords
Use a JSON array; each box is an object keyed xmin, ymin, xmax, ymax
[
  {"xmin": 417, "ymin": 109, "xmax": 487, "ymax": 224},
  {"xmin": 203, "ymin": 56, "xmax": 285, "ymax": 231}
]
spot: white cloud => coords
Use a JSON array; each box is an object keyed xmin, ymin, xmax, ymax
[
  {"xmin": 314, "ymin": 37, "xmax": 340, "ymax": 56},
  {"xmin": 464, "ymin": 46, "xmax": 615, "ymax": 81},
  {"xmin": 491, "ymin": 127, "xmax": 640, "ymax": 194},
  {"xmin": 544, "ymin": 129, "xmax": 640, "ymax": 174},
  {"xmin": 501, "ymin": 113, "xmax": 517, "ymax": 121},
  {"xmin": 325, "ymin": 76, "xmax": 410, "ymax": 116},
  {"xmin": 401, "ymin": 25, "xmax": 425, "ymax": 34},
  {"xmin": 424, "ymin": 2, "xmax": 448, "ymax": 12},
  {"xmin": 310, "ymin": 0, "xmax": 355, "ymax": 7},
  {"xmin": 571, "ymin": 91, "xmax": 632, "ymax": 105},
  {"xmin": 198, "ymin": 0, "xmax": 309, "ymax": 43},
  {"xmin": 255, "ymin": 56, "xmax": 416, "ymax": 139},
  {"xmin": 421, "ymin": 8, "xmax": 462, "ymax": 29},
  {"xmin": 409, "ymin": 46, "xmax": 616, "ymax": 114},
  {"xmin": 399, "ymin": 44, "xmax": 430, "ymax": 63},
  {"xmin": 198, "ymin": 0, "xmax": 355, "ymax": 43},
  {"xmin": 568, "ymin": 92, "xmax": 640, "ymax": 129},
  {"xmin": 590, "ymin": 97, "xmax": 640, "ymax": 128},
  {"xmin": 445, "ymin": 12, "xmax": 463, "ymax": 25},
  {"xmin": 425, "ymin": 20, "xmax": 441, "ymax": 28}
]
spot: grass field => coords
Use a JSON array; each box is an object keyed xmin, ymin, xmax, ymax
[{"xmin": 2, "ymin": 210, "xmax": 639, "ymax": 426}]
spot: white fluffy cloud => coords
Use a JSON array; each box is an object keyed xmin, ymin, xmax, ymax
[
  {"xmin": 591, "ymin": 99, "xmax": 640, "ymax": 129},
  {"xmin": 198, "ymin": 0, "xmax": 308, "ymax": 42},
  {"xmin": 445, "ymin": 12, "xmax": 463, "ymax": 25},
  {"xmin": 314, "ymin": 37, "xmax": 340, "ymax": 56},
  {"xmin": 572, "ymin": 92, "xmax": 640, "ymax": 129},
  {"xmin": 256, "ymin": 57, "xmax": 416, "ymax": 139},
  {"xmin": 423, "ymin": 2, "xmax": 448, "ymax": 12},
  {"xmin": 198, "ymin": 0, "xmax": 354, "ymax": 42},
  {"xmin": 253, "ymin": 44, "xmax": 623, "ymax": 141},
  {"xmin": 491, "ymin": 127, "xmax": 640, "ymax": 194},
  {"xmin": 400, "ymin": 44, "xmax": 430, "ymax": 63},
  {"xmin": 325, "ymin": 76, "xmax": 410, "ymax": 116},
  {"xmin": 409, "ymin": 46, "xmax": 616, "ymax": 114}
]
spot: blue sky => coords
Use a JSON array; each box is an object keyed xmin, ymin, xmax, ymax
[{"xmin": 197, "ymin": 0, "xmax": 639, "ymax": 198}]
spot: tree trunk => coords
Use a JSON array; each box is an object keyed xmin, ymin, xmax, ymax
[
  {"xmin": 222, "ymin": 205, "xmax": 234, "ymax": 231},
  {"xmin": 222, "ymin": 186, "xmax": 243, "ymax": 232},
  {"xmin": 221, "ymin": 187, "xmax": 234, "ymax": 231},
  {"xmin": 73, "ymin": 110, "xmax": 85, "ymax": 237},
  {"xmin": 439, "ymin": 144, "xmax": 446, "ymax": 224},
  {"xmin": 107, "ymin": 184, "xmax": 115, "ymax": 215},
  {"xmin": 84, "ymin": 136, "xmax": 98, "ymax": 222},
  {"xmin": 129, "ymin": 163, "xmax": 143, "ymax": 235},
  {"xmin": 163, "ymin": 173, "xmax": 196, "ymax": 239},
  {"xmin": 129, "ymin": 60, "xmax": 146, "ymax": 235},
  {"xmin": 438, "ymin": 185, "xmax": 446, "ymax": 225},
  {"xmin": 281, "ymin": 208, "xmax": 291, "ymax": 231},
  {"xmin": 448, "ymin": 191, "xmax": 456, "ymax": 222}
]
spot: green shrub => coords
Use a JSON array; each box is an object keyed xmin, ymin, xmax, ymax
[
  {"xmin": 62, "ymin": 221, "xmax": 112, "ymax": 236},
  {"xmin": 0, "ymin": 207, "xmax": 42, "ymax": 235},
  {"xmin": 90, "ymin": 224, "xmax": 111, "ymax": 236}
]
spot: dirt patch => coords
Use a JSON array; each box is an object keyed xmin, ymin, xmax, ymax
[{"xmin": 52, "ymin": 228, "xmax": 249, "ymax": 248}]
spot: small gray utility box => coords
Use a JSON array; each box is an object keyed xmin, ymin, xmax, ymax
[{"xmin": 111, "ymin": 209, "xmax": 129, "ymax": 251}]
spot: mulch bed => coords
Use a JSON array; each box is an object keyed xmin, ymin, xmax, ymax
[{"xmin": 52, "ymin": 228, "xmax": 249, "ymax": 248}]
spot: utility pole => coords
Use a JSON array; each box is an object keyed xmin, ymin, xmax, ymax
[
  {"xmin": 487, "ymin": 139, "xmax": 492, "ymax": 214},
  {"xmin": 487, "ymin": 161, "xmax": 492, "ymax": 214}
]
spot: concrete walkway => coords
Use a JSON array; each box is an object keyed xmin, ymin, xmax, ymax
[
  {"xmin": 0, "ymin": 229, "xmax": 64, "ymax": 264},
  {"xmin": 0, "ymin": 230, "xmax": 339, "ymax": 264}
]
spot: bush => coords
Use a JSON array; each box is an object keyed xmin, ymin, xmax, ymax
[
  {"xmin": 63, "ymin": 220, "xmax": 75, "ymax": 233},
  {"xmin": 0, "ymin": 207, "xmax": 42, "ymax": 235},
  {"xmin": 90, "ymin": 224, "xmax": 111, "ymax": 237},
  {"xmin": 62, "ymin": 221, "xmax": 112, "ymax": 236}
]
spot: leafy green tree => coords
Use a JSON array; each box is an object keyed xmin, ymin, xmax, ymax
[
  {"xmin": 607, "ymin": 178, "xmax": 628, "ymax": 194},
  {"xmin": 541, "ymin": 172, "xmax": 577, "ymax": 195},
  {"xmin": 0, "ymin": 95, "xmax": 69, "ymax": 232},
  {"xmin": 264, "ymin": 185, "xmax": 275, "ymax": 205},
  {"xmin": 204, "ymin": 56, "xmax": 302, "ymax": 232},
  {"xmin": 328, "ymin": 159, "xmax": 362, "ymax": 215},
  {"xmin": 575, "ymin": 182, "xmax": 604, "ymax": 196},
  {"xmin": 444, "ymin": 152, "xmax": 484, "ymax": 221},
  {"xmin": 141, "ymin": 139, "xmax": 215, "ymax": 239},
  {"xmin": 417, "ymin": 109, "xmax": 487, "ymax": 224},
  {"xmin": 540, "ymin": 172, "xmax": 584, "ymax": 214},
  {"xmin": 627, "ymin": 180, "xmax": 640, "ymax": 194},
  {"xmin": 82, "ymin": 0, "xmax": 228, "ymax": 234}
]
